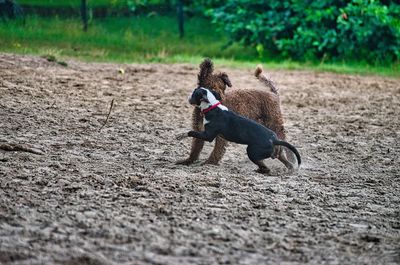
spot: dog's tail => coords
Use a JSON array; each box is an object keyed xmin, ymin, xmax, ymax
[
  {"xmin": 273, "ymin": 140, "xmax": 301, "ymax": 167},
  {"xmin": 255, "ymin": 65, "xmax": 279, "ymax": 94}
]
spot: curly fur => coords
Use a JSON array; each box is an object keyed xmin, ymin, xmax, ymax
[
  {"xmin": 177, "ymin": 59, "xmax": 293, "ymax": 169},
  {"xmin": 197, "ymin": 59, "xmax": 232, "ymax": 99}
]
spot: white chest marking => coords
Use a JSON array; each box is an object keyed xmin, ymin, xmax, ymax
[
  {"xmin": 218, "ymin": 105, "xmax": 228, "ymax": 111},
  {"xmin": 204, "ymin": 117, "xmax": 210, "ymax": 125}
]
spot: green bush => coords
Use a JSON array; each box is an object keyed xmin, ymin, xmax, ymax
[{"xmin": 208, "ymin": 0, "xmax": 400, "ymax": 63}]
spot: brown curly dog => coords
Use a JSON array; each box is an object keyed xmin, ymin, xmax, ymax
[{"xmin": 176, "ymin": 58, "xmax": 294, "ymax": 170}]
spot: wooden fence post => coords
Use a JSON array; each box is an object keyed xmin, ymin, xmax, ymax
[{"xmin": 177, "ymin": 0, "xmax": 184, "ymax": 38}]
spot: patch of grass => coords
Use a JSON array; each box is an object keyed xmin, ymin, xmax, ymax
[
  {"xmin": 163, "ymin": 55, "xmax": 400, "ymax": 77},
  {"xmin": 0, "ymin": 15, "xmax": 256, "ymax": 60},
  {"xmin": 0, "ymin": 15, "xmax": 398, "ymax": 77}
]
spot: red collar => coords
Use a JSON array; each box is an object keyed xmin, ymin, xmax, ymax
[{"xmin": 201, "ymin": 102, "xmax": 221, "ymax": 114}]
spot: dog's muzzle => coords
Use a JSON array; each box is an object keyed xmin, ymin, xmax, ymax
[{"xmin": 188, "ymin": 96, "xmax": 197, "ymax": 105}]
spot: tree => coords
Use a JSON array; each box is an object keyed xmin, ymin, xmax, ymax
[{"xmin": 81, "ymin": 0, "xmax": 88, "ymax": 32}]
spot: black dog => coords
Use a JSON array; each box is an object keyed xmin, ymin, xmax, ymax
[{"xmin": 177, "ymin": 87, "xmax": 301, "ymax": 174}]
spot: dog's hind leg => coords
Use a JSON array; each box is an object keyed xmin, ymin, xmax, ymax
[
  {"xmin": 277, "ymin": 150, "xmax": 295, "ymax": 171},
  {"xmin": 274, "ymin": 125, "xmax": 296, "ymax": 165},
  {"xmin": 254, "ymin": 160, "xmax": 271, "ymax": 174},
  {"xmin": 284, "ymin": 147, "xmax": 298, "ymax": 165},
  {"xmin": 268, "ymin": 124, "xmax": 296, "ymax": 166},
  {"xmin": 203, "ymin": 136, "xmax": 227, "ymax": 165},
  {"xmin": 247, "ymin": 145, "xmax": 271, "ymax": 174}
]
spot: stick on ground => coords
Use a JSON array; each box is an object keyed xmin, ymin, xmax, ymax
[
  {"xmin": 0, "ymin": 143, "xmax": 44, "ymax": 155},
  {"xmin": 99, "ymin": 99, "xmax": 114, "ymax": 131}
]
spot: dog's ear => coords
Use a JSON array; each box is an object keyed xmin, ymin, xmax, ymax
[
  {"xmin": 198, "ymin": 58, "xmax": 214, "ymax": 86},
  {"xmin": 219, "ymin": 72, "xmax": 232, "ymax": 87},
  {"xmin": 210, "ymin": 89, "xmax": 222, "ymax": 101}
]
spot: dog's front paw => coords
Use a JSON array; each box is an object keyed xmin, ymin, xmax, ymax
[{"xmin": 176, "ymin": 132, "xmax": 189, "ymax": 140}]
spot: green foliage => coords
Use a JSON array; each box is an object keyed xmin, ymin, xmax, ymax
[
  {"xmin": 208, "ymin": 0, "xmax": 400, "ymax": 63},
  {"xmin": 17, "ymin": 0, "xmax": 167, "ymax": 8},
  {"xmin": 17, "ymin": 0, "xmax": 121, "ymax": 8},
  {"xmin": 17, "ymin": 0, "xmax": 224, "ymax": 14},
  {"xmin": 186, "ymin": 0, "xmax": 225, "ymax": 14}
]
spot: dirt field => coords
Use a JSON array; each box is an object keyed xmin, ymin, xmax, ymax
[{"xmin": 0, "ymin": 53, "xmax": 399, "ymax": 265}]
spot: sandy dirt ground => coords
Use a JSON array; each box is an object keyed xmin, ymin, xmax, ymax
[{"xmin": 0, "ymin": 53, "xmax": 399, "ymax": 265}]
